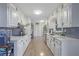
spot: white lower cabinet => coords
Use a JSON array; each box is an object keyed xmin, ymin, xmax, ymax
[
  {"xmin": 47, "ymin": 35, "xmax": 61, "ymax": 56},
  {"xmin": 47, "ymin": 35, "xmax": 79, "ymax": 56},
  {"xmin": 47, "ymin": 34, "xmax": 51, "ymax": 48},
  {"xmin": 11, "ymin": 35, "xmax": 31, "ymax": 56},
  {"xmin": 54, "ymin": 39, "xmax": 61, "ymax": 56},
  {"xmin": 50, "ymin": 37, "xmax": 55, "ymax": 55},
  {"xmin": 17, "ymin": 40, "xmax": 24, "ymax": 56}
]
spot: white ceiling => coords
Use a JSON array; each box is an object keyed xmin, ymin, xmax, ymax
[{"xmin": 14, "ymin": 3, "xmax": 59, "ymax": 21}]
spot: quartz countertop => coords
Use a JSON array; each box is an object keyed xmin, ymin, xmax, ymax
[
  {"xmin": 50, "ymin": 34, "xmax": 79, "ymax": 41},
  {"xmin": 10, "ymin": 34, "xmax": 28, "ymax": 42}
]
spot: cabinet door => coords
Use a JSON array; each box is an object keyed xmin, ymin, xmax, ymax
[
  {"xmin": 62, "ymin": 4, "xmax": 72, "ymax": 27},
  {"xmin": 67, "ymin": 4, "xmax": 72, "ymax": 27},
  {"xmin": 57, "ymin": 8, "xmax": 63, "ymax": 28},
  {"xmin": 23, "ymin": 36, "xmax": 28, "ymax": 51},
  {"xmin": 50, "ymin": 37, "xmax": 55, "ymax": 55},
  {"xmin": 7, "ymin": 4, "xmax": 18, "ymax": 27},
  {"xmin": 17, "ymin": 40, "xmax": 24, "ymax": 56},
  {"xmin": 7, "ymin": 4, "xmax": 11, "ymax": 27},
  {"xmin": 47, "ymin": 35, "xmax": 50, "ymax": 48},
  {"xmin": 55, "ymin": 39, "xmax": 61, "ymax": 56},
  {"xmin": 0, "ymin": 4, "xmax": 7, "ymax": 27},
  {"xmin": 62, "ymin": 7, "xmax": 68, "ymax": 27}
]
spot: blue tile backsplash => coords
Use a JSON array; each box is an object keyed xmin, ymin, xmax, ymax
[{"xmin": 63, "ymin": 27, "xmax": 79, "ymax": 39}]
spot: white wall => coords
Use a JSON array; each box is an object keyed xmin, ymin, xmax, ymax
[
  {"xmin": 33, "ymin": 20, "xmax": 46, "ymax": 37},
  {"xmin": 72, "ymin": 4, "xmax": 79, "ymax": 27},
  {"xmin": 0, "ymin": 3, "xmax": 7, "ymax": 27},
  {"xmin": 34, "ymin": 23, "xmax": 42, "ymax": 37}
]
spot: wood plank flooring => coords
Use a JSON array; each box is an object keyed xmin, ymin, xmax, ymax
[{"xmin": 23, "ymin": 36, "xmax": 53, "ymax": 56}]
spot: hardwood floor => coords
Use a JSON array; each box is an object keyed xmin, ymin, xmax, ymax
[{"xmin": 24, "ymin": 36, "xmax": 53, "ymax": 56}]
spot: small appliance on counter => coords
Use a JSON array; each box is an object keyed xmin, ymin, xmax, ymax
[
  {"xmin": 12, "ymin": 28, "xmax": 25, "ymax": 36},
  {"xmin": 49, "ymin": 29, "xmax": 54, "ymax": 35},
  {"xmin": 12, "ymin": 23, "xmax": 25, "ymax": 36}
]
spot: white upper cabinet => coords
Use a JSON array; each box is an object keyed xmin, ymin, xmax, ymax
[
  {"xmin": 0, "ymin": 3, "xmax": 28, "ymax": 27},
  {"xmin": 0, "ymin": 4, "xmax": 7, "ymax": 27},
  {"xmin": 56, "ymin": 3, "xmax": 79, "ymax": 28},
  {"xmin": 57, "ymin": 6, "xmax": 63, "ymax": 28},
  {"xmin": 7, "ymin": 4, "xmax": 19, "ymax": 27},
  {"xmin": 0, "ymin": 3, "xmax": 18, "ymax": 27},
  {"xmin": 62, "ymin": 3, "xmax": 79, "ymax": 27},
  {"xmin": 56, "ymin": 4, "xmax": 71, "ymax": 28},
  {"xmin": 62, "ymin": 4, "xmax": 72, "ymax": 27},
  {"xmin": 47, "ymin": 15, "xmax": 57, "ymax": 31},
  {"xmin": 71, "ymin": 4, "xmax": 79, "ymax": 27}
]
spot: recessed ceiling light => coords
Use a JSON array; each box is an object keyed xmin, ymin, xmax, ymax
[
  {"xmin": 34, "ymin": 10, "xmax": 42, "ymax": 15},
  {"xmin": 40, "ymin": 20, "xmax": 44, "ymax": 23}
]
